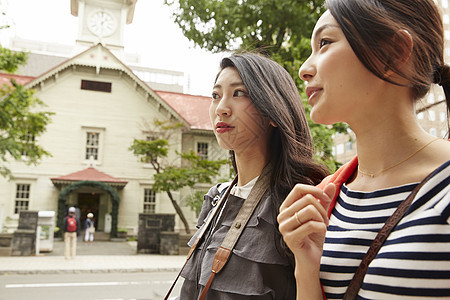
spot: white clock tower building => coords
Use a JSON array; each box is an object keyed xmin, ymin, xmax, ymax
[{"xmin": 70, "ymin": 0, "xmax": 137, "ymax": 57}]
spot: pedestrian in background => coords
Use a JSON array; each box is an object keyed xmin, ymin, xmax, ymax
[
  {"xmin": 84, "ymin": 212, "xmax": 95, "ymax": 244},
  {"xmin": 63, "ymin": 206, "xmax": 80, "ymax": 259}
]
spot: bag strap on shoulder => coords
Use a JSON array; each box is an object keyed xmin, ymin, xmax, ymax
[
  {"xmin": 198, "ymin": 163, "xmax": 272, "ymax": 300},
  {"xmin": 164, "ymin": 176, "xmax": 238, "ymax": 300}
]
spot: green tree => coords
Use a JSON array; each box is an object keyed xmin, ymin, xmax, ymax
[
  {"xmin": 129, "ymin": 120, "xmax": 228, "ymax": 234},
  {"xmin": 0, "ymin": 46, "xmax": 53, "ymax": 177},
  {"xmin": 164, "ymin": 0, "xmax": 347, "ymax": 171}
]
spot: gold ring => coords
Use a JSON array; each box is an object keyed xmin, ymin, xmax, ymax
[{"xmin": 295, "ymin": 212, "xmax": 302, "ymax": 226}]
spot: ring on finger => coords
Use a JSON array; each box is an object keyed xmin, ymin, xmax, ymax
[{"xmin": 295, "ymin": 211, "xmax": 302, "ymax": 226}]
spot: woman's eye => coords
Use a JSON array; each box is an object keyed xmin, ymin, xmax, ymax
[
  {"xmin": 319, "ymin": 39, "xmax": 331, "ymax": 48},
  {"xmin": 211, "ymin": 92, "xmax": 220, "ymax": 100},
  {"xmin": 234, "ymin": 90, "xmax": 248, "ymax": 97}
]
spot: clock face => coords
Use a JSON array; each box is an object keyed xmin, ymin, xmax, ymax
[{"xmin": 87, "ymin": 10, "xmax": 117, "ymax": 37}]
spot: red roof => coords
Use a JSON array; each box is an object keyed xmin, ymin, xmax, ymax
[
  {"xmin": 156, "ymin": 91, "xmax": 212, "ymax": 130},
  {"xmin": 0, "ymin": 72, "xmax": 34, "ymax": 86},
  {"xmin": 51, "ymin": 167, "xmax": 128, "ymax": 187}
]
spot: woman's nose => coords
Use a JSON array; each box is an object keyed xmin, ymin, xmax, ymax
[
  {"xmin": 215, "ymin": 97, "xmax": 231, "ymax": 116},
  {"xmin": 299, "ymin": 56, "xmax": 315, "ymax": 81}
]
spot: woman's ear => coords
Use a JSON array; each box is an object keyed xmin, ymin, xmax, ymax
[
  {"xmin": 395, "ymin": 29, "xmax": 413, "ymax": 65},
  {"xmin": 384, "ymin": 29, "xmax": 413, "ymax": 79},
  {"xmin": 388, "ymin": 29, "xmax": 413, "ymax": 70}
]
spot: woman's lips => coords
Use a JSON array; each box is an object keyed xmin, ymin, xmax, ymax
[
  {"xmin": 216, "ymin": 122, "xmax": 234, "ymax": 133},
  {"xmin": 305, "ymin": 87, "xmax": 322, "ymax": 105}
]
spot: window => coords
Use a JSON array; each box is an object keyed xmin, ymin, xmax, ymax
[
  {"xmin": 21, "ymin": 133, "xmax": 35, "ymax": 156},
  {"xmin": 15, "ymin": 184, "xmax": 30, "ymax": 214},
  {"xmin": 428, "ymin": 110, "xmax": 436, "ymax": 121},
  {"xmin": 430, "ymin": 128, "xmax": 437, "ymax": 136},
  {"xmin": 143, "ymin": 189, "xmax": 156, "ymax": 213},
  {"xmin": 345, "ymin": 141, "xmax": 353, "ymax": 151},
  {"xmin": 197, "ymin": 142, "xmax": 209, "ymax": 160},
  {"xmin": 85, "ymin": 132, "xmax": 100, "ymax": 160},
  {"xmin": 440, "ymin": 112, "xmax": 446, "ymax": 122},
  {"xmin": 81, "ymin": 80, "xmax": 112, "ymax": 93},
  {"xmin": 336, "ymin": 144, "xmax": 344, "ymax": 155},
  {"xmin": 417, "ymin": 112, "xmax": 424, "ymax": 120},
  {"xmin": 427, "ymin": 93, "xmax": 435, "ymax": 103},
  {"xmin": 146, "ymin": 135, "xmax": 157, "ymax": 141}
]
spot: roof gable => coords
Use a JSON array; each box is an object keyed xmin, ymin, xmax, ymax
[
  {"xmin": 24, "ymin": 43, "xmax": 190, "ymax": 128},
  {"xmin": 50, "ymin": 167, "xmax": 128, "ymax": 187}
]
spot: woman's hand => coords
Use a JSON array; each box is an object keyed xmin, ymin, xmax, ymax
[
  {"xmin": 278, "ymin": 183, "xmax": 335, "ymax": 263},
  {"xmin": 277, "ymin": 183, "xmax": 335, "ymax": 299}
]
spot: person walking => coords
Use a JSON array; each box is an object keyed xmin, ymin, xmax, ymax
[
  {"xmin": 63, "ymin": 206, "xmax": 80, "ymax": 259},
  {"xmin": 278, "ymin": 0, "xmax": 450, "ymax": 298},
  {"xmin": 174, "ymin": 52, "xmax": 328, "ymax": 299},
  {"xmin": 84, "ymin": 212, "xmax": 95, "ymax": 244}
]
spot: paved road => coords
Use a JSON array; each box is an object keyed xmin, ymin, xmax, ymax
[{"xmin": 0, "ymin": 271, "xmax": 184, "ymax": 300}]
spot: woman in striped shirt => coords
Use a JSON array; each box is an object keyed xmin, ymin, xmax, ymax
[{"xmin": 278, "ymin": 0, "xmax": 450, "ymax": 299}]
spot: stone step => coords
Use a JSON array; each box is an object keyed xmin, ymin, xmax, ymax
[
  {"xmin": 92, "ymin": 231, "xmax": 110, "ymax": 241},
  {"xmin": 0, "ymin": 247, "xmax": 12, "ymax": 256},
  {"xmin": 81, "ymin": 231, "xmax": 111, "ymax": 241}
]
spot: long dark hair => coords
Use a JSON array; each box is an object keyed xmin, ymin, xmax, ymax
[
  {"xmin": 217, "ymin": 52, "xmax": 328, "ymax": 200},
  {"xmin": 327, "ymin": 0, "xmax": 450, "ymax": 131},
  {"xmin": 216, "ymin": 52, "xmax": 328, "ymax": 264}
]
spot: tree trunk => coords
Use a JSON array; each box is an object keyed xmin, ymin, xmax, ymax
[{"xmin": 166, "ymin": 190, "xmax": 191, "ymax": 234}]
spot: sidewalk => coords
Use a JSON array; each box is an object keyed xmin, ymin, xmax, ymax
[{"xmin": 0, "ymin": 240, "xmax": 187, "ymax": 275}]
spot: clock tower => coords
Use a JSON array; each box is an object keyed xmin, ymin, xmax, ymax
[{"xmin": 71, "ymin": 0, "xmax": 137, "ymax": 56}]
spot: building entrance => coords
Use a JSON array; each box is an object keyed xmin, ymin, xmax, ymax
[{"xmin": 78, "ymin": 193, "xmax": 100, "ymax": 231}]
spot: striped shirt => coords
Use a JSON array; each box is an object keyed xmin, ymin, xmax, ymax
[{"xmin": 320, "ymin": 160, "xmax": 450, "ymax": 299}]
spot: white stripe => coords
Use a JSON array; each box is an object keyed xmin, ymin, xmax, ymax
[
  {"xmin": 366, "ymin": 274, "xmax": 450, "ymax": 289},
  {"xmin": 325, "ymin": 228, "xmax": 378, "ymax": 239},
  {"xmin": 369, "ymin": 257, "xmax": 450, "ymax": 270},
  {"xmin": 5, "ymin": 280, "xmax": 172, "ymax": 288},
  {"xmin": 380, "ymin": 241, "xmax": 450, "ymax": 253}
]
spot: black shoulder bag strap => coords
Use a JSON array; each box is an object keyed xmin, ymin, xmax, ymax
[{"xmin": 343, "ymin": 169, "xmax": 437, "ymax": 300}]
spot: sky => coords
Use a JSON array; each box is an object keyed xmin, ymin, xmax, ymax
[{"xmin": 1, "ymin": 0, "xmax": 227, "ymax": 96}]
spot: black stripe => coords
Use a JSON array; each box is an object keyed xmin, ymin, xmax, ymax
[
  {"xmin": 325, "ymin": 236, "xmax": 374, "ymax": 246},
  {"xmin": 341, "ymin": 183, "xmax": 417, "ymax": 199},
  {"xmin": 376, "ymin": 251, "xmax": 450, "ymax": 260},
  {"xmin": 323, "ymin": 250, "xmax": 366, "ymax": 259},
  {"xmin": 367, "ymin": 267, "xmax": 450, "ymax": 279},
  {"xmin": 320, "ymin": 264, "xmax": 357, "ymax": 273}
]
